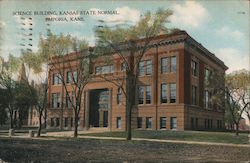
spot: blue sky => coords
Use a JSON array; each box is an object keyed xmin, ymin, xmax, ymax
[{"xmin": 0, "ymin": 0, "xmax": 249, "ymax": 73}]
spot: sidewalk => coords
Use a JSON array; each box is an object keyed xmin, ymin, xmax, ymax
[
  {"xmin": 1, "ymin": 130, "xmax": 249, "ymax": 148},
  {"xmin": 78, "ymin": 135, "xmax": 250, "ymax": 148}
]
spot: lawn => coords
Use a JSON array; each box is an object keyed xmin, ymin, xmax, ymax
[
  {"xmin": 0, "ymin": 137, "xmax": 249, "ymax": 162},
  {"xmin": 81, "ymin": 130, "xmax": 250, "ymax": 144}
]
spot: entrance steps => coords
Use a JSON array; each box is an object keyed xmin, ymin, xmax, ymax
[{"xmin": 88, "ymin": 127, "xmax": 109, "ymax": 132}]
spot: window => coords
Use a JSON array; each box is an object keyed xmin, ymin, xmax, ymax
[
  {"xmin": 204, "ymin": 119, "xmax": 207, "ymax": 129},
  {"xmin": 52, "ymin": 73, "xmax": 62, "ymax": 85},
  {"xmin": 192, "ymin": 85, "xmax": 197, "ymax": 105},
  {"xmin": 191, "ymin": 60, "xmax": 198, "ymax": 76},
  {"xmin": 66, "ymin": 93, "xmax": 71, "ymax": 108},
  {"xmin": 102, "ymin": 65, "xmax": 111, "ymax": 74},
  {"xmin": 64, "ymin": 117, "xmax": 68, "ymax": 127},
  {"xmin": 95, "ymin": 66, "xmax": 101, "ymax": 74},
  {"xmin": 138, "ymin": 61, "xmax": 145, "ymax": 76},
  {"xmin": 51, "ymin": 118, "xmax": 54, "ymax": 127},
  {"xmin": 146, "ymin": 117, "xmax": 152, "ymax": 129},
  {"xmin": 72, "ymin": 71, "xmax": 77, "ymax": 82},
  {"xmin": 52, "ymin": 93, "xmax": 60, "ymax": 108},
  {"xmin": 95, "ymin": 65, "xmax": 114, "ymax": 74},
  {"xmin": 204, "ymin": 68, "xmax": 210, "ymax": 82},
  {"xmin": 117, "ymin": 87, "xmax": 122, "ymax": 105},
  {"xmin": 170, "ymin": 83, "xmax": 176, "ymax": 103},
  {"xmin": 191, "ymin": 117, "xmax": 194, "ymax": 129},
  {"xmin": 161, "ymin": 57, "xmax": 169, "ymax": 73},
  {"xmin": 99, "ymin": 91, "xmax": 109, "ymax": 110},
  {"xmin": 70, "ymin": 117, "xmax": 73, "ymax": 127},
  {"xmin": 137, "ymin": 117, "xmax": 142, "ymax": 128},
  {"xmin": 56, "ymin": 118, "xmax": 60, "ymax": 127},
  {"xmin": 204, "ymin": 90, "xmax": 209, "ymax": 108},
  {"xmin": 146, "ymin": 60, "xmax": 152, "ymax": 75},
  {"xmin": 195, "ymin": 118, "xmax": 198, "ymax": 129},
  {"xmin": 209, "ymin": 119, "xmax": 213, "ymax": 129},
  {"xmin": 72, "ymin": 92, "xmax": 75, "ymax": 107},
  {"xmin": 170, "ymin": 117, "xmax": 177, "ymax": 129},
  {"xmin": 116, "ymin": 117, "xmax": 121, "ymax": 129},
  {"xmin": 145, "ymin": 85, "xmax": 151, "ymax": 104},
  {"xmin": 66, "ymin": 71, "xmax": 76, "ymax": 83},
  {"xmin": 161, "ymin": 83, "xmax": 167, "ymax": 103},
  {"xmin": 66, "ymin": 71, "xmax": 71, "ymax": 83},
  {"xmin": 160, "ymin": 117, "xmax": 166, "ymax": 129},
  {"xmin": 138, "ymin": 86, "xmax": 144, "ymax": 104},
  {"xmin": 191, "ymin": 118, "xmax": 198, "ymax": 129},
  {"xmin": 205, "ymin": 119, "xmax": 213, "ymax": 129},
  {"xmin": 217, "ymin": 120, "xmax": 222, "ymax": 129},
  {"xmin": 121, "ymin": 62, "xmax": 126, "ymax": 71},
  {"xmin": 111, "ymin": 65, "xmax": 114, "ymax": 72},
  {"xmin": 170, "ymin": 56, "xmax": 176, "ymax": 72}
]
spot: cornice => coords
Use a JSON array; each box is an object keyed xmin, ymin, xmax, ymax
[{"xmin": 184, "ymin": 36, "xmax": 228, "ymax": 70}]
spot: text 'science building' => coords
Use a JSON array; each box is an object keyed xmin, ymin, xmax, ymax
[{"xmin": 47, "ymin": 31, "xmax": 228, "ymax": 131}]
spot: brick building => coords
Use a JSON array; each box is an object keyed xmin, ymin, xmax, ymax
[{"xmin": 47, "ymin": 31, "xmax": 228, "ymax": 131}]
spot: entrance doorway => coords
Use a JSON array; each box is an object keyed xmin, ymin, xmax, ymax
[{"xmin": 89, "ymin": 89, "xmax": 109, "ymax": 128}]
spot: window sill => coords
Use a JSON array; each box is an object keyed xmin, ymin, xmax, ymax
[
  {"xmin": 138, "ymin": 104, "xmax": 154, "ymax": 107},
  {"xmin": 52, "ymin": 84, "xmax": 62, "ymax": 86},
  {"xmin": 160, "ymin": 72, "xmax": 176, "ymax": 75},
  {"xmin": 159, "ymin": 103, "xmax": 177, "ymax": 105}
]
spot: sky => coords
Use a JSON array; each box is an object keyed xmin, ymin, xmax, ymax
[{"xmin": 0, "ymin": 0, "xmax": 249, "ymax": 73}]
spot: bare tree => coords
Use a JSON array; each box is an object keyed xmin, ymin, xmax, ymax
[
  {"xmin": 94, "ymin": 8, "xmax": 176, "ymax": 140},
  {"xmin": 36, "ymin": 31, "xmax": 91, "ymax": 137}
]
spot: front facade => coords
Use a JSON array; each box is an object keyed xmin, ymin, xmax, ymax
[{"xmin": 47, "ymin": 31, "xmax": 227, "ymax": 131}]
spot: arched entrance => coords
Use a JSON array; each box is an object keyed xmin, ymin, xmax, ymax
[{"xmin": 89, "ymin": 89, "xmax": 110, "ymax": 128}]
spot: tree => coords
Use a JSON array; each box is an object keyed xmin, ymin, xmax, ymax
[
  {"xmin": 34, "ymin": 30, "xmax": 91, "ymax": 137},
  {"xmin": 21, "ymin": 50, "xmax": 48, "ymax": 136},
  {"xmin": 22, "ymin": 48, "xmax": 50, "ymax": 131},
  {"xmin": 0, "ymin": 55, "xmax": 35, "ymax": 129},
  {"xmin": 31, "ymin": 82, "xmax": 48, "ymax": 137},
  {"xmin": 209, "ymin": 69, "xmax": 250, "ymax": 135},
  {"xmin": 0, "ymin": 88, "xmax": 8, "ymax": 126},
  {"xmin": 226, "ymin": 70, "xmax": 250, "ymax": 135},
  {"xmin": 14, "ymin": 78, "xmax": 36, "ymax": 128},
  {"xmin": 94, "ymin": 8, "xmax": 176, "ymax": 140},
  {"xmin": 0, "ymin": 55, "xmax": 20, "ymax": 129}
]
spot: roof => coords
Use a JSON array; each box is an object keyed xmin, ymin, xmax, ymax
[{"xmin": 49, "ymin": 30, "xmax": 228, "ymax": 70}]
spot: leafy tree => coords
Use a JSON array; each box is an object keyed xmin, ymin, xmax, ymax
[
  {"xmin": 226, "ymin": 70, "xmax": 250, "ymax": 135},
  {"xmin": 0, "ymin": 55, "xmax": 35, "ymax": 129},
  {"xmin": 33, "ymin": 30, "xmax": 91, "ymax": 137},
  {"xmin": 208, "ymin": 69, "xmax": 250, "ymax": 135},
  {"xmin": 94, "ymin": 8, "xmax": 176, "ymax": 140},
  {"xmin": 14, "ymin": 78, "xmax": 36, "ymax": 128},
  {"xmin": 0, "ymin": 55, "xmax": 19, "ymax": 128}
]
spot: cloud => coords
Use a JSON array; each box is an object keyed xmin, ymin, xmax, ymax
[
  {"xmin": 69, "ymin": 32, "xmax": 95, "ymax": 46},
  {"xmin": 90, "ymin": 7, "xmax": 140, "ymax": 24},
  {"xmin": 0, "ymin": 21, "xmax": 6, "ymax": 28},
  {"xmin": 170, "ymin": 1, "xmax": 209, "ymax": 28},
  {"xmin": 215, "ymin": 26, "xmax": 243, "ymax": 40},
  {"xmin": 215, "ymin": 48, "xmax": 249, "ymax": 73}
]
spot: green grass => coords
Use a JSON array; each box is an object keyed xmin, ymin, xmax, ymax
[{"xmin": 80, "ymin": 130, "xmax": 250, "ymax": 144}]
